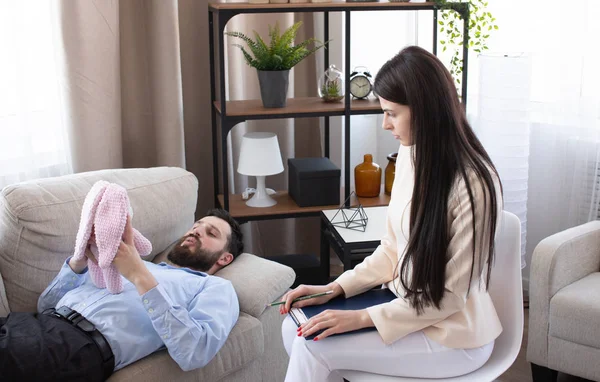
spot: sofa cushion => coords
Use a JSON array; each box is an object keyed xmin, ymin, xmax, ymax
[
  {"xmin": 550, "ymin": 272, "xmax": 600, "ymax": 349},
  {"xmin": 0, "ymin": 272, "xmax": 9, "ymax": 316},
  {"xmin": 216, "ymin": 253, "xmax": 296, "ymax": 318},
  {"xmin": 153, "ymin": 251, "xmax": 296, "ymax": 318},
  {"xmin": 107, "ymin": 312, "xmax": 263, "ymax": 382},
  {"xmin": 0, "ymin": 167, "xmax": 198, "ymax": 312}
]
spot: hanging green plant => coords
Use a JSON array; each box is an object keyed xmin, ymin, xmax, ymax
[{"xmin": 435, "ymin": 0, "xmax": 498, "ymax": 92}]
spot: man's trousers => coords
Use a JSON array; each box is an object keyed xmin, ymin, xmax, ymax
[{"xmin": 0, "ymin": 312, "xmax": 105, "ymax": 382}]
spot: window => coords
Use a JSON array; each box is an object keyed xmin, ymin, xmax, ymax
[{"xmin": 0, "ymin": 1, "xmax": 71, "ymax": 189}]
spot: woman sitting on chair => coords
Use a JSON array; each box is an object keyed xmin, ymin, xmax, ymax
[{"xmin": 280, "ymin": 46, "xmax": 504, "ymax": 382}]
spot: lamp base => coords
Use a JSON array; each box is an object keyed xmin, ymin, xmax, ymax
[
  {"xmin": 246, "ymin": 193, "xmax": 277, "ymax": 208},
  {"xmin": 245, "ymin": 175, "xmax": 277, "ymax": 208}
]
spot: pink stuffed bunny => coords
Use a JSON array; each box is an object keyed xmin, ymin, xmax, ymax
[{"xmin": 72, "ymin": 181, "xmax": 152, "ymax": 293}]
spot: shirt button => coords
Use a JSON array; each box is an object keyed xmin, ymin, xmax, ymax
[
  {"xmin": 162, "ymin": 335, "xmax": 169, "ymax": 339},
  {"xmin": 72, "ymin": 276, "xmax": 77, "ymax": 281},
  {"xmin": 68, "ymin": 283, "xmax": 74, "ymax": 287},
  {"xmin": 148, "ymin": 308, "xmax": 154, "ymax": 313},
  {"xmin": 143, "ymin": 299, "xmax": 149, "ymax": 304}
]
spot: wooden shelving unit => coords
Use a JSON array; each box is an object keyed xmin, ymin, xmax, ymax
[
  {"xmin": 208, "ymin": 0, "xmax": 469, "ymax": 220},
  {"xmin": 213, "ymin": 97, "xmax": 382, "ymax": 119},
  {"xmin": 218, "ymin": 187, "xmax": 390, "ymax": 222}
]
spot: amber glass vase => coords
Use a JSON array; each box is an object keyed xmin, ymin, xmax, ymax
[
  {"xmin": 385, "ymin": 152, "xmax": 398, "ymax": 195},
  {"xmin": 354, "ymin": 154, "xmax": 381, "ymax": 197}
]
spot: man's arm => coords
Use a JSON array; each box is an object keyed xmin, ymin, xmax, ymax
[
  {"xmin": 142, "ymin": 278, "xmax": 239, "ymax": 371},
  {"xmin": 112, "ymin": 217, "xmax": 239, "ymax": 370},
  {"xmin": 37, "ymin": 256, "xmax": 88, "ymax": 313}
]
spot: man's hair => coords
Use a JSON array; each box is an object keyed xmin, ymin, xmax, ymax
[{"xmin": 206, "ymin": 208, "xmax": 244, "ymax": 259}]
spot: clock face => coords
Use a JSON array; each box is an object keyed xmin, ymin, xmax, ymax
[{"xmin": 350, "ymin": 75, "xmax": 372, "ymax": 99}]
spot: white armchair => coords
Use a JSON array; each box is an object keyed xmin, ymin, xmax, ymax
[{"xmin": 526, "ymin": 221, "xmax": 600, "ymax": 382}]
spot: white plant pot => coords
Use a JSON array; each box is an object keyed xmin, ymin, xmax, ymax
[
  {"xmin": 248, "ymin": 0, "xmax": 269, "ymax": 4},
  {"xmin": 290, "ymin": 0, "xmax": 309, "ymax": 3},
  {"xmin": 270, "ymin": 0, "xmax": 289, "ymax": 3},
  {"xmin": 311, "ymin": 0, "xmax": 331, "ymax": 3}
]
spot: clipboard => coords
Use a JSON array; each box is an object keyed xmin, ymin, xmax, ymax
[{"xmin": 288, "ymin": 287, "xmax": 397, "ymax": 340}]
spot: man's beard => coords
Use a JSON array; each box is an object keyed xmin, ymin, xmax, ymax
[{"xmin": 167, "ymin": 235, "xmax": 224, "ymax": 272}]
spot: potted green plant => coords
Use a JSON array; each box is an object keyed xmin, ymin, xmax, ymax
[
  {"xmin": 225, "ymin": 22, "xmax": 327, "ymax": 108},
  {"xmin": 320, "ymin": 80, "xmax": 343, "ymax": 103},
  {"xmin": 435, "ymin": 0, "xmax": 498, "ymax": 93},
  {"xmin": 318, "ymin": 64, "xmax": 344, "ymax": 103}
]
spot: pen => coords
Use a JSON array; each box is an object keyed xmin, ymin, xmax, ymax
[{"xmin": 266, "ymin": 290, "xmax": 334, "ymax": 307}]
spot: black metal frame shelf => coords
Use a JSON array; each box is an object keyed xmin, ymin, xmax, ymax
[{"xmin": 208, "ymin": 0, "xmax": 470, "ymax": 217}]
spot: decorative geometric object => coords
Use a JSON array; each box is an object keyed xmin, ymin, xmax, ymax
[{"xmin": 330, "ymin": 192, "xmax": 369, "ymax": 232}]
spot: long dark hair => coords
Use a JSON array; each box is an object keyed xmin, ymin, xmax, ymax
[{"xmin": 374, "ymin": 46, "xmax": 502, "ymax": 314}]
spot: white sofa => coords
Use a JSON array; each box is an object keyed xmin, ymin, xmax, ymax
[{"xmin": 0, "ymin": 167, "xmax": 295, "ymax": 381}]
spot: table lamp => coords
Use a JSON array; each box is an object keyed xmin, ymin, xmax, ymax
[{"xmin": 237, "ymin": 132, "xmax": 284, "ymax": 207}]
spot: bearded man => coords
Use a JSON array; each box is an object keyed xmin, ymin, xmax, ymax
[{"xmin": 0, "ymin": 209, "xmax": 243, "ymax": 382}]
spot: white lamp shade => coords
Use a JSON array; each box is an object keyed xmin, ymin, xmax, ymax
[{"xmin": 237, "ymin": 132, "xmax": 284, "ymax": 176}]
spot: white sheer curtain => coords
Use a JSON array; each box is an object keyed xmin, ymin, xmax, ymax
[
  {"xmin": 0, "ymin": 1, "xmax": 71, "ymax": 190},
  {"xmin": 470, "ymin": 0, "xmax": 600, "ymax": 286}
]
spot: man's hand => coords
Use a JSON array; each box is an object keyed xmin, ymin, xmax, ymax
[
  {"xmin": 298, "ymin": 309, "xmax": 374, "ymax": 341},
  {"xmin": 69, "ymin": 238, "xmax": 98, "ymax": 274},
  {"xmin": 113, "ymin": 216, "xmax": 157, "ymax": 295}
]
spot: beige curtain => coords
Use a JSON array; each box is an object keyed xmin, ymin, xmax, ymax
[
  {"xmin": 53, "ymin": 0, "xmax": 214, "ymax": 216},
  {"xmin": 54, "ymin": 1, "xmax": 322, "ymax": 259}
]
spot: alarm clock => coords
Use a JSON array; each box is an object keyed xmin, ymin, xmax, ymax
[{"xmin": 349, "ymin": 67, "xmax": 373, "ymax": 100}]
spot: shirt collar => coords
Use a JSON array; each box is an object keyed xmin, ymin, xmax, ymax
[{"xmin": 157, "ymin": 262, "xmax": 207, "ymax": 277}]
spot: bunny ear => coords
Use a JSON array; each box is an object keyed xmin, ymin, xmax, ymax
[
  {"xmin": 73, "ymin": 181, "xmax": 109, "ymax": 261},
  {"xmin": 132, "ymin": 228, "xmax": 153, "ymax": 257},
  {"xmin": 95, "ymin": 184, "xmax": 129, "ymax": 269}
]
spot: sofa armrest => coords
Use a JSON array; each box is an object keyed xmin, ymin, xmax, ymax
[
  {"xmin": 527, "ymin": 220, "xmax": 600, "ymax": 365},
  {"xmin": 215, "ymin": 253, "xmax": 296, "ymax": 318}
]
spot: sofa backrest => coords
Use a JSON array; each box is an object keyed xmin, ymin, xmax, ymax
[{"xmin": 0, "ymin": 167, "xmax": 198, "ymax": 312}]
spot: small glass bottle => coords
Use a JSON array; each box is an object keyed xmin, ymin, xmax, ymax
[
  {"xmin": 318, "ymin": 64, "xmax": 344, "ymax": 103},
  {"xmin": 355, "ymin": 154, "xmax": 381, "ymax": 197},
  {"xmin": 385, "ymin": 152, "xmax": 398, "ymax": 195}
]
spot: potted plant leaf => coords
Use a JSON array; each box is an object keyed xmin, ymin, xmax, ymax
[{"xmin": 225, "ymin": 22, "xmax": 327, "ymax": 108}]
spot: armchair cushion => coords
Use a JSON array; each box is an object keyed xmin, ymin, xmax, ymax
[{"xmin": 550, "ymin": 272, "xmax": 600, "ymax": 349}]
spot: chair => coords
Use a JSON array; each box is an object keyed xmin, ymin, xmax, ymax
[
  {"xmin": 339, "ymin": 211, "xmax": 523, "ymax": 382},
  {"xmin": 526, "ymin": 220, "xmax": 600, "ymax": 382}
]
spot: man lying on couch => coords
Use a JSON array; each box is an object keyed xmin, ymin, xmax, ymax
[{"xmin": 0, "ymin": 208, "xmax": 243, "ymax": 382}]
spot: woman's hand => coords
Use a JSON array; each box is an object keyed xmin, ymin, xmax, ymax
[
  {"xmin": 280, "ymin": 282, "xmax": 344, "ymax": 315},
  {"xmin": 299, "ymin": 309, "xmax": 374, "ymax": 341}
]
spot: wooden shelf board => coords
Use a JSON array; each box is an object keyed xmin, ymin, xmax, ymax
[
  {"xmin": 213, "ymin": 97, "xmax": 381, "ymax": 118},
  {"xmin": 209, "ymin": 1, "xmax": 436, "ymax": 12},
  {"xmin": 218, "ymin": 187, "xmax": 390, "ymax": 219}
]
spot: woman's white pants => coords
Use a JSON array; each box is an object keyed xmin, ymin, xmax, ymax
[{"xmin": 282, "ymin": 316, "xmax": 494, "ymax": 382}]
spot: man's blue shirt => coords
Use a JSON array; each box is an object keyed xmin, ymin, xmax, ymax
[{"xmin": 38, "ymin": 259, "xmax": 239, "ymax": 371}]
